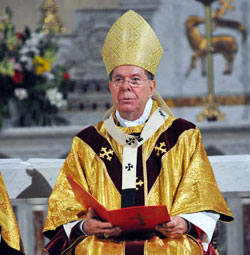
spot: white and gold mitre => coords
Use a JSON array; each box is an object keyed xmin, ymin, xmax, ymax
[{"xmin": 102, "ymin": 10, "xmax": 163, "ymax": 75}]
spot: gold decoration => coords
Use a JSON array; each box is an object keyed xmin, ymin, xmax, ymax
[
  {"xmin": 186, "ymin": 0, "xmax": 247, "ymax": 121},
  {"xmin": 185, "ymin": 0, "xmax": 246, "ymax": 77},
  {"xmin": 164, "ymin": 94, "xmax": 250, "ymax": 108},
  {"xmin": 197, "ymin": 94, "xmax": 225, "ymax": 121},
  {"xmin": 99, "ymin": 147, "xmax": 113, "ymax": 161},
  {"xmin": 213, "ymin": 0, "xmax": 234, "ymax": 19},
  {"xmin": 136, "ymin": 177, "xmax": 144, "ymax": 190},
  {"xmin": 40, "ymin": 0, "xmax": 65, "ymax": 34},
  {"xmin": 184, "ymin": 16, "xmax": 246, "ymax": 77},
  {"xmin": 154, "ymin": 142, "xmax": 166, "ymax": 157},
  {"xmin": 102, "ymin": 10, "xmax": 163, "ymax": 75},
  {"xmin": 187, "ymin": 0, "xmax": 246, "ymax": 121}
]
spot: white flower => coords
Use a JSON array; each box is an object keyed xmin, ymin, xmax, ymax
[
  {"xmin": 20, "ymin": 55, "xmax": 33, "ymax": 70},
  {"xmin": 26, "ymin": 32, "xmax": 46, "ymax": 49},
  {"xmin": 19, "ymin": 47, "xmax": 29, "ymax": 55},
  {"xmin": 19, "ymin": 45, "xmax": 39, "ymax": 56},
  {"xmin": 43, "ymin": 72, "xmax": 55, "ymax": 81},
  {"xmin": 14, "ymin": 88, "xmax": 28, "ymax": 100},
  {"xmin": 46, "ymin": 88, "xmax": 67, "ymax": 109},
  {"xmin": 19, "ymin": 32, "xmax": 46, "ymax": 64}
]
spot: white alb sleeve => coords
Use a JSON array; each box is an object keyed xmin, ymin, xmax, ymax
[
  {"xmin": 180, "ymin": 211, "xmax": 220, "ymax": 251},
  {"xmin": 63, "ymin": 220, "xmax": 82, "ymax": 238},
  {"xmin": 63, "ymin": 219, "xmax": 87, "ymax": 238}
]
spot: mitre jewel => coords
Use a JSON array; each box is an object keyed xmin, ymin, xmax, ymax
[{"xmin": 102, "ymin": 10, "xmax": 163, "ymax": 75}]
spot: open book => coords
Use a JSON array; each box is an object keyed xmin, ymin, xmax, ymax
[{"xmin": 67, "ymin": 174, "xmax": 170, "ymax": 233}]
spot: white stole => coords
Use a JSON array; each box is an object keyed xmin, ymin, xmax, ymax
[{"xmin": 104, "ymin": 107, "xmax": 169, "ymax": 191}]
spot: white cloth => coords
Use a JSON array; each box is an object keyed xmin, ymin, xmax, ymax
[
  {"xmin": 181, "ymin": 212, "xmax": 220, "ymax": 251},
  {"xmin": 105, "ymin": 104, "xmax": 168, "ymax": 191},
  {"xmin": 63, "ymin": 221, "xmax": 80, "ymax": 237},
  {"xmin": 115, "ymin": 98, "xmax": 153, "ymax": 127},
  {"xmin": 63, "ymin": 220, "xmax": 88, "ymax": 237}
]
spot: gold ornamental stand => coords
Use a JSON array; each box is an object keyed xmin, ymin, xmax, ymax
[
  {"xmin": 40, "ymin": 0, "xmax": 65, "ymax": 34},
  {"xmin": 195, "ymin": 0, "xmax": 225, "ymax": 121}
]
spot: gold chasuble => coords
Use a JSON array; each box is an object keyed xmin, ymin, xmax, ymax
[
  {"xmin": 0, "ymin": 172, "xmax": 25, "ymax": 254},
  {"xmin": 43, "ymin": 101, "xmax": 233, "ymax": 255}
]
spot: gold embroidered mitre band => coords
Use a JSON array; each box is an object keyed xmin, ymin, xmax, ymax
[{"xmin": 102, "ymin": 10, "xmax": 163, "ymax": 75}]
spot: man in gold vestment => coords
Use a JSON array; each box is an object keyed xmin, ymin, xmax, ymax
[
  {"xmin": 0, "ymin": 172, "xmax": 25, "ymax": 254},
  {"xmin": 43, "ymin": 10, "xmax": 233, "ymax": 255}
]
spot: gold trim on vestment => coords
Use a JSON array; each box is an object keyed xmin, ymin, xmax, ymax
[{"xmin": 0, "ymin": 172, "xmax": 25, "ymax": 253}]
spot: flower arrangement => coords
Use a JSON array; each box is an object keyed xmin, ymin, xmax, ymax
[{"xmin": 0, "ymin": 7, "xmax": 71, "ymax": 129}]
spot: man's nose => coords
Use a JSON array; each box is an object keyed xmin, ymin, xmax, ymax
[{"xmin": 121, "ymin": 78, "xmax": 132, "ymax": 90}]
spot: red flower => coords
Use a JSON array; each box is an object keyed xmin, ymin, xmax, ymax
[
  {"xmin": 12, "ymin": 71, "xmax": 23, "ymax": 84},
  {"xmin": 63, "ymin": 72, "xmax": 70, "ymax": 81},
  {"xmin": 16, "ymin": 32, "xmax": 23, "ymax": 40}
]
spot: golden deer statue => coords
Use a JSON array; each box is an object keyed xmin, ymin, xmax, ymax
[{"xmin": 185, "ymin": 15, "xmax": 247, "ymax": 77}]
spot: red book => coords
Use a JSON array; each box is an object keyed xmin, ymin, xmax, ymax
[{"xmin": 67, "ymin": 174, "xmax": 170, "ymax": 233}]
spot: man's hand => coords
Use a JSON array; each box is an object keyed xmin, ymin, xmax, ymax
[
  {"xmin": 83, "ymin": 208, "xmax": 122, "ymax": 238},
  {"xmin": 155, "ymin": 216, "xmax": 188, "ymax": 238}
]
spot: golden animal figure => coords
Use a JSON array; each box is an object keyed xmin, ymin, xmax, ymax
[{"xmin": 185, "ymin": 15, "xmax": 247, "ymax": 77}]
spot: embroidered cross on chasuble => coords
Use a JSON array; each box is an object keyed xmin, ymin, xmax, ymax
[{"xmin": 104, "ymin": 107, "xmax": 168, "ymax": 208}]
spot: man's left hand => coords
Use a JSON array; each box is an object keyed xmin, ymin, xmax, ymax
[{"xmin": 155, "ymin": 216, "xmax": 188, "ymax": 238}]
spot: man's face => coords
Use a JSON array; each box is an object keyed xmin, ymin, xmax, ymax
[{"xmin": 109, "ymin": 65, "xmax": 155, "ymax": 121}]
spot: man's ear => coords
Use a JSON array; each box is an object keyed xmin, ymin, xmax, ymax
[
  {"xmin": 149, "ymin": 80, "xmax": 156, "ymax": 98},
  {"xmin": 108, "ymin": 81, "xmax": 112, "ymax": 92}
]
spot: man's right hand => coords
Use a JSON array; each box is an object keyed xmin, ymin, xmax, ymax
[{"xmin": 83, "ymin": 208, "xmax": 122, "ymax": 238}]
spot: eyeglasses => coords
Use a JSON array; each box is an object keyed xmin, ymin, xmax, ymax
[{"xmin": 112, "ymin": 77, "xmax": 151, "ymax": 88}]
